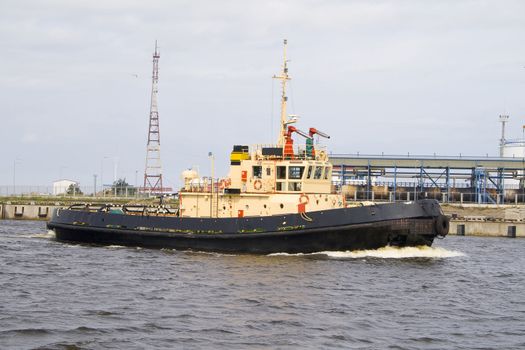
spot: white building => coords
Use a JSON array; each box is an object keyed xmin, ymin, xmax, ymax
[{"xmin": 53, "ymin": 179, "xmax": 78, "ymax": 195}]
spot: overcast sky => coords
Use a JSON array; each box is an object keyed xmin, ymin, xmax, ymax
[{"xmin": 1, "ymin": 0, "xmax": 524, "ymax": 189}]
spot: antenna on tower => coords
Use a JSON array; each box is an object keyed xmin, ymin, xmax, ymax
[{"xmin": 143, "ymin": 41, "xmax": 164, "ymax": 194}]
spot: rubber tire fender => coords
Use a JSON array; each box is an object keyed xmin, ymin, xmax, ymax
[{"xmin": 434, "ymin": 215, "xmax": 450, "ymax": 237}]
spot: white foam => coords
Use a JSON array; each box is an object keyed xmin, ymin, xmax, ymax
[
  {"xmin": 30, "ymin": 230, "xmax": 56, "ymax": 239},
  {"xmin": 270, "ymin": 246, "xmax": 465, "ymax": 259}
]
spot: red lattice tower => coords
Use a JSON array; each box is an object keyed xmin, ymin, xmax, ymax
[{"xmin": 143, "ymin": 41, "xmax": 163, "ymax": 194}]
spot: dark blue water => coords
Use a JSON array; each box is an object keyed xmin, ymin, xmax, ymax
[{"xmin": 1, "ymin": 220, "xmax": 524, "ymax": 349}]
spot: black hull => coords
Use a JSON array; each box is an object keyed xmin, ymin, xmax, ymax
[{"xmin": 47, "ymin": 200, "xmax": 448, "ymax": 254}]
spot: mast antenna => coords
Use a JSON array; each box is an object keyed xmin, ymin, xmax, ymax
[
  {"xmin": 273, "ymin": 39, "xmax": 292, "ymax": 146},
  {"xmin": 143, "ymin": 40, "xmax": 164, "ymax": 194}
]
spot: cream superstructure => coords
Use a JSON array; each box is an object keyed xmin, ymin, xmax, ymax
[{"xmin": 178, "ymin": 40, "xmax": 344, "ymax": 218}]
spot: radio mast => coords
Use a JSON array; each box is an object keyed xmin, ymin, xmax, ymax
[
  {"xmin": 143, "ymin": 41, "xmax": 163, "ymax": 194},
  {"xmin": 273, "ymin": 39, "xmax": 291, "ymax": 146}
]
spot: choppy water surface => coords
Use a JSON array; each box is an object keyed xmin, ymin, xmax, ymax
[{"xmin": 1, "ymin": 220, "xmax": 524, "ymax": 349}]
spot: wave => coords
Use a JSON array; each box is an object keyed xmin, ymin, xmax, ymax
[
  {"xmin": 29, "ymin": 230, "xmax": 56, "ymax": 239},
  {"xmin": 270, "ymin": 246, "xmax": 465, "ymax": 259}
]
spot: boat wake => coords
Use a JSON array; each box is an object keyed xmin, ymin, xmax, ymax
[
  {"xmin": 29, "ymin": 230, "xmax": 56, "ymax": 239},
  {"xmin": 270, "ymin": 246, "xmax": 464, "ymax": 259}
]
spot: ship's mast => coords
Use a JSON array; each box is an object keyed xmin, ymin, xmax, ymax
[{"xmin": 273, "ymin": 39, "xmax": 291, "ymax": 146}]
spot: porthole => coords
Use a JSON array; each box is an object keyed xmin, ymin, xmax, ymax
[{"xmin": 280, "ymin": 203, "xmax": 284, "ymax": 209}]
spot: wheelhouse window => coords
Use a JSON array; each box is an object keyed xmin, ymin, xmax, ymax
[
  {"xmin": 277, "ymin": 166, "xmax": 287, "ymax": 179},
  {"xmin": 314, "ymin": 166, "xmax": 323, "ymax": 180},
  {"xmin": 324, "ymin": 167, "xmax": 331, "ymax": 180},
  {"xmin": 288, "ymin": 166, "xmax": 305, "ymax": 180},
  {"xmin": 307, "ymin": 166, "xmax": 313, "ymax": 179},
  {"xmin": 288, "ymin": 182, "xmax": 302, "ymax": 191},
  {"xmin": 253, "ymin": 166, "xmax": 262, "ymax": 178},
  {"xmin": 276, "ymin": 182, "xmax": 284, "ymax": 191}
]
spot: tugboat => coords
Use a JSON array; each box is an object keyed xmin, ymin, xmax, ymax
[{"xmin": 47, "ymin": 40, "xmax": 449, "ymax": 254}]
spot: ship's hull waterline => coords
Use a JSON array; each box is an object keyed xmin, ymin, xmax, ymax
[{"xmin": 47, "ymin": 199, "xmax": 448, "ymax": 254}]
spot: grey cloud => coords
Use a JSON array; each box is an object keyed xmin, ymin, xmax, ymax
[{"xmin": 0, "ymin": 0, "xmax": 524, "ymax": 188}]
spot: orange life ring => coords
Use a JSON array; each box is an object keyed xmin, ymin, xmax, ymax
[
  {"xmin": 299, "ymin": 193, "xmax": 310, "ymax": 205},
  {"xmin": 254, "ymin": 179, "xmax": 262, "ymax": 190}
]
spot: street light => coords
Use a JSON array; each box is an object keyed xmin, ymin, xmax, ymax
[
  {"xmin": 113, "ymin": 156, "xmax": 119, "ymax": 183},
  {"xmin": 135, "ymin": 170, "xmax": 139, "ymax": 197},
  {"xmin": 13, "ymin": 158, "xmax": 21, "ymax": 196},
  {"xmin": 101, "ymin": 156, "xmax": 110, "ymax": 197}
]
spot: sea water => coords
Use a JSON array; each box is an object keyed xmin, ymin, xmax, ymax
[{"xmin": 1, "ymin": 220, "xmax": 524, "ymax": 349}]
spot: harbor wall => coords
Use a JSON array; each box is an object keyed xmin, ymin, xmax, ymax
[
  {"xmin": 0, "ymin": 203, "xmax": 59, "ymax": 221},
  {"xmin": 449, "ymin": 220, "xmax": 524, "ymax": 237},
  {"xmin": 443, "ymin": 204, "xmax": 525, "ymax": 237}
]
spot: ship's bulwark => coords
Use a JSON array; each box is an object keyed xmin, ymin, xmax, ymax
[{"xmin": 47, "ymin": 199, "xmax": 447, "ymax": 254}]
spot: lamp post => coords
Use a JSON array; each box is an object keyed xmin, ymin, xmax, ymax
[
  {"xmin": 101, "ymin": 156, "xmax": 110, "ymax": 197},
  {"xmin": 93, "ymin": 174, "xmax": 97, "ymax": 197},
  {"xmin": 113, "ymin": 157, "xmax": 119, "ymax": 197},
  {"xmin": 135, "ymin": 170, "xmax": 138, "ymax": 198},
  {"xmin": 113, "ymin": 156, "xmax": 118, "ymax": 183},
  {"xmin": 13, "ymin": 158, "xmax": 21, "ymax": 196}
]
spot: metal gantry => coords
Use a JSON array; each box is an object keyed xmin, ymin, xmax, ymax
[{"xmin": 330, "ymin": 154, "xmax": 525, "ymax": 204}]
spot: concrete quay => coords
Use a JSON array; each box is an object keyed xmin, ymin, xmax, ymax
[
  {"xmin": 0, "ymin": 203, "xmax": 59, "ymax": 221},
  {"xmin": 442, "ymin": 204, "xmax": 524, "ymax": 237},
  {"xmin": 449, "ymin": 220, "xmax": 524, "ymax": 238},
  {"xmin": 0, "ymin": 197, "xmax": 139, "ymax": 221}
]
